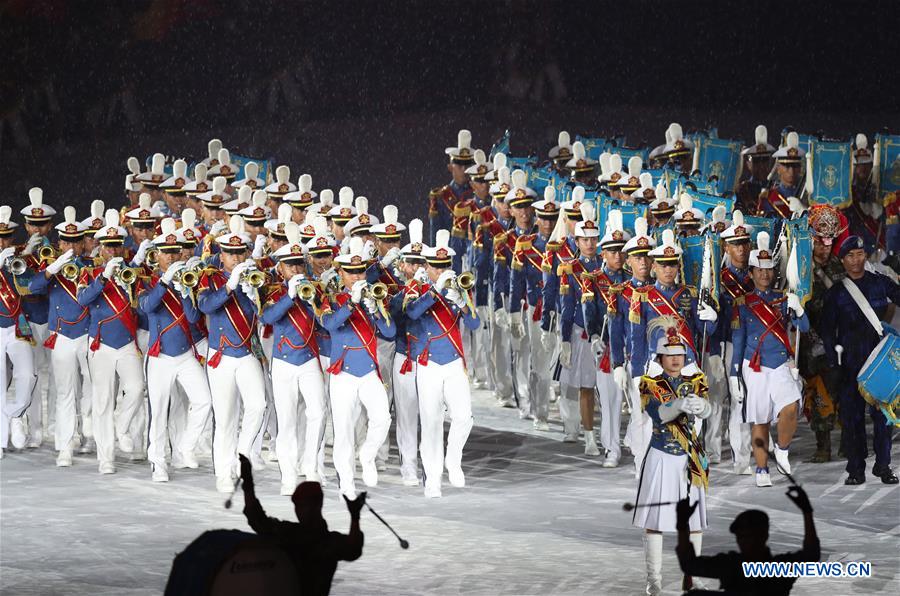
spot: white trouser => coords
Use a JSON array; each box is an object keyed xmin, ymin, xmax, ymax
[
  {"xmin": 526, "ymin": 308, "xmax": 553, "ymax": 421},
  {"xmin": 87, "ymin": 340, "xmax": 144, "ymax": 465},
  {"xmin": 50, "ymin": 333, "xmax": 91, "ymax": 451},
  {"xmin": 391, "ymin": 356, "xmax": 419, "ymax": 480},
  {"xmin": 489, "ymin": 308, "xmax": 513, "ymax": 400},
  {"xmin": 26, "ymin": 322, "xmax": 53, "ymax": 439},
  {"xmin": 725, "ymin": 342, "xmax": 751, "ymax": 467},
  {"xmin": 630, "ymin": 376, "xmax": 653, "ymax": 477},
  {"xmin": 271, "ymin": 357, "xmax": 326, "ymax": 485},
  {"xmin": 1, "ymin": 326, "xmax": 36, "ymax": 448},
  {"xmin": 701, "ymin": 352, "xmax": 727, "ymax": 461},
  {"xmin": 206, "ymin": 351, "xmax": 267, "ymax": 480},
  {"xmin": 510, "ymin": 308, "xmax": 531, "ymax": 414},
  {"xmin": 128, "ymin": 329, "xmax": 150, "ymax": 453},
  {"xmin": 146, "ymin": 351, "xmax": 212, "ymax": 470},
  {"xmin": 596, "ymin": 366, "xmax": 624, "ymax": 459},
  {"xmin": 416, "ymin": 358, "xmax": 474, "ymax": 490},
  {"xmin": 329, "ymin": 370, "xmax": 390, "ymax": 496},
  {"xmin": 355, "ymin": 340, "xmax": 394, "ymax": 465}
]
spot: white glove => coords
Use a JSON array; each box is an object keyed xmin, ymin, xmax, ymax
[
  {"xmin": 209, "ymin": 220, "xmax": 228, "ymax": 236},
  {"xmin": 560, "ymin": 341, "xmax": 572, "ymax": 368},
  {"xmin": 186, "ymin": 256, "xmax": 202, "ymax": 269},
  {"xmin": 103, "ymin": 257, "xmax": 124, "ymax": 279},
  {"xmin": 413, "ymin": 267, "xmax": 429, "ymax": 284},
  {"xmin": 613, "ymin": 366, "xmax": 629, "ymax": 391},
  {"xmin": 162, "ymin": 261, "xmax": 186, "ymax": 285},
  {"xmin": 362, "ymin": 240, "xmax": 378, "ymax": 261},
  {"xmin": 706, "ymin": 354, "xmax": 725, "ymax": 383},
  {"xmin": 174, "ymin": 281, "xmax": 188, "ymax": 297},
  {"xmin": 363, "ymin": 297, "xmax": 377, "ymax": 314},
  {"xmin": 494, "ymin": 307, "xmax": 510, "ymax": 329},
  {"xmin": 46, "ymin": 249, "xmax": 74, "ymax": 275},
  {"xmin": 132, "ymin": 239, "xmax": 154, "ymax": 266},
  {"xmin": 288, "ymin": 273, "xmax": 306, "ymax": 299},
  {"xmin": 698, "ymin": 303, "xmax": 718, "ymax": 322},
  {"xmin": 445, "ymin": 287, "xmax": 462, "ymax": 305},
  {"xmin": 659, "ymin": 398, "xmax": 688, "ymax": 423},
  {"xmin": 252, "ymin": 234, "xmax": 268, "ymax": 259},
  {"xmin": 380, "ymin": 246, "xmax": 401, "ymax": 267},
  {"xmin": 22, "ymin": 234, "xmax": 42, "ymax": 256},
  {"xmin": 590, "ymin": 334, "xmax": 604, "ymax": 357},
  {"xmin": 452, "ymin": 289, "xmax": 468, "ymax": 308},
  {"xmin": 240, "ymin": 282, "xmax": 256, "ymax": 299},
  {"xmin": 435, "ymin": 269, "xmax": 456, "ymax": 290},
  {"xmin": 728, "ymin": 376, "xmax": 744, "ymax": 403},
  {"xmin": 0, "ymin": 247, "xmax": 15, "ymax": 268},
  {"xmin": 226, "ymin": 262, "xmax": 250, "ymax": 291},
  {"xmin": 540, "ymin": 329, "xmax": 555, "ymax": 351},
  {"xmin": 320, "ymin": 267, "xmax": 338, "ymax": 288},
  {"xmin": 350, "ymin": 280, "xmax": 367, "ymax": 304},
  {"xmin": 789, "ymin": 366, "xmax": 800, "ymax": 382},
  {"xmin": 510, "ymin": 317, "xmax": 525, "ymax": 340},
  {"xmin": 786, "ymin": 292, "xmax": 804, "ymax": 317}
]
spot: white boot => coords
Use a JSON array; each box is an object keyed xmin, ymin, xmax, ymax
[
  {"xmin": 685, "ymin": 533, "xmax": 705, "ymax": 589},
  {"xmin": 774, "ymin": 444, "xmax": 791, "ymax": 475},
  {"xmin": 584, "ymin": 430, "xmax": 600, "ymax": 456},
  {"xmin": 643, "ymin": 532, "xmax": 663, "ymax": 595}
]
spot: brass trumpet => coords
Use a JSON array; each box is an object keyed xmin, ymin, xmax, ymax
[
  {"xmin": 116, "ymin": 266, "xmax": 139, "ymax": 285},
  {"xmin": 456, "ymin": 271, "xmax": 475, "ymax": 290},
  {"xmin": 61, "ymin": 263, "xmax": 80, "ymax": 282},
  {"xmin": 38, "ymin": 245, "xmax": 56, "ymax": 261},
  {"xmin": 146, "ymin": 248, "xmax": 159, "ymax": 268},
  {"xmin": 9, "ymin": 257, "xmax": 27, "ymax": 275},
  {"xmin": 364, "ymin": 282, "xmax": 388, "ymax": 301},
  {"xmin": 297, "ymin": 280, "xmax": 318, "ymax": 301},
  {"xmin": 241, "ymin": 268, "xmax": 266, "ymax": 288},
  {"xmin": 176, "ymin": 269, "xmax": 200, "ymax": 288}
]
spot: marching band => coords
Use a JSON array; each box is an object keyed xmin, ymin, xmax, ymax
[{"xmin": 1, "ymin": 124, "xmax": 898, "ymax": 594}]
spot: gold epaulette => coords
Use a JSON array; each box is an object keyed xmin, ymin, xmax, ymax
[
  {"xmin": 556, "ymin": 262, "xmax": 573, "ymax": 276},
  {"xmin": 514, "ymin": 237, "xmax": 533, "ymax": 252}
]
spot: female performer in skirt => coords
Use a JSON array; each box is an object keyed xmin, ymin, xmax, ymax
[{"xmin": 633, "ymin": 316, "xmax": 712, "ymax": 596}]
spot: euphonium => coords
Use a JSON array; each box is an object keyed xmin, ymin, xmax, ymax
[
  {"xmin": 456, "ymin": 271, "xmax": 475, "ymax": 290},
  {"xmin": 61, "ymin": 263, "xmax": 80, "ymax": 281},
  {"xmin": 297, "ymin": 280, "xmax": 317, "ymax": 301},
  {"xmin": 9, "ymin": 257, "xmax": 27, "ymax": 275},
  {"xmin": 116, "ymin": 266, "xmax": 138, "ymax": 285},
  {"xmin": 242, "ymin": 268, "xmax": 266, "ymax": 288},
  {"xmin": 38, "ymin": 245, "xmax": 56, "ymax": 261}
]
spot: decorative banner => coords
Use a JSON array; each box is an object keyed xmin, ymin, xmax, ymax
[
  {"xmin": 681, "ymin": 188, "xmax": 734, "ymax": 220},
  {"xmin": 489, "ymin": 130, "xmax": 511, "ymax": 159},
  {"xmin": 231, "ymin": 154, "xmax": 273, "ymax": 185},
  {"xmin": 783, "ymin": 217, "xmax": 813, "ymax": 304},
  {"xmin": 596, "ymin": 195, "xmax": 645, "ymax": 236},
  {"xmin": 694, "ymin": 136, "xmax": 742, "ymax": 196},
  {"xmin": 606, "ymin": 145, "xmax": 650, "ymax": 165},
  {"xmin": 527, "ymin": 165, "xmax": 566, "ymax": 197},
  {"xmin": 678, "ymin": 234, "xmax": 706, "ymax": 290},
  {"xmin": 743, "ymin": 215, "xmax": 776, "ymax": 244},
  {"xmin": 780, "ymin": 130, "xmax": 818, "ymax": 155},
  {"xmin": 809, "ymin": 140, "xmax": 852, "ymax": 209},
  {"xmin": 875, "ymin": 134, "xmax": 900, "ymax": 198},
  {"xmin": 575, "ymin": 135, "xmax": 608, "ymax": 160}
]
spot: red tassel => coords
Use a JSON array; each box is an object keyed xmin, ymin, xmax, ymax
[
  {"xmin": 147, "ymin": 338, "xmax": 161, "ymax": 358},
  {"xmin": 207, "ymin": 349, "xmax": 223, "ymax": 369},
  {"xmin": 43, "ymin": 333, "xmax": 58, "ymax": 350},
  {"xmin": 399, "ymin": 356, "xmax": 413, "ymax": 375},
  {"xmin": 90, "ymin": 334, "xmax": 101, "ymax": 352},
  {"xmin": 417, "ymin": 346, "xmax": 430, "ymax": 366},
  {"xmin": 326, "ymin": 356, "xmax": 344, "ymax": 375},
  {"xmin": 581, "ymin": 329, "xmax": 588, "ymax": 340},
  {"xmin": 532, "ymin": 298, "xmax": 542, "ymax": 322},
  {"xmin": 599, "ymin": 345, "xmax": 611, "ymax": 373},
  {"xmin": 749, "ymin": 350, "xmax": 762, "ymax": 373}
]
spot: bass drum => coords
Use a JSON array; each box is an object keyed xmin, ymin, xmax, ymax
[{"xmin": 165, "ymin": 529, "xmax": 300, "ymax": 596}]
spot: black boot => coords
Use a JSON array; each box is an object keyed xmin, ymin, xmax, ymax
[{"xmin": 872, "ymin": 465, "xmax": 899, "ymax": 484}]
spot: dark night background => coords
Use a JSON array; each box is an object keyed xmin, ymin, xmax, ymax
[{"xmin": 1, "ymin": 0, "xmax": 898, "ymax": 231}]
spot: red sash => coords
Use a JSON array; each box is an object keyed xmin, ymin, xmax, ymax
[
  {"xmin": 202, "ymin": 272, "xmax": 257, "ymax": 368},
  {"xmin": 324, "ymin": 293, "xmax": 380, "ymax": 378},
  {"xmin": 492, "ymin": 228, "xmax": 519, "ymax": 263},
  {"xmin": 451, "ymin": 199, "xmax": 474, "ymax": 238},
  {"xmin": 474, "ymin": 206, "xmax": 507, "ymax": 249},
  {"xmin": 87, "ymin": 269, "xmax": 138, "ymax": 352},
  {"xmin": 44, "ymin": 275, "xmax": 89, "ymax": 349},
  {"xmin": 268, "ymin": 287, "xmax": 320, "ymax": 358},
  {"xmin": 721, "ymin": 267, "xmax": 754, "ymax": 300},
  {"xmin": 760, "ymin": 188, "xmax": 792, "ymax": 218},
  {"xmin": 743, "ymin": 293, "xmax": 793, "ymax": 371},
  {"xmin": 417, "ymin": 288, "xmax": 466, "ymax": 368},
  {"xmin": 0, "ymin": 271, "xmax": 22, "ymax": 321},
  {"xmin": 148, "ymin": 282, "xmax": 199, "ymax": 361},
  {"xmin": 645, "ymin": 286, "xmax": 697, "ymax": 353}
]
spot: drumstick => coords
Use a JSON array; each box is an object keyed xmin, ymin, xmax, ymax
[{"xmin": 224, "ymin": 477, "xmax": 243, "ymax": 509}]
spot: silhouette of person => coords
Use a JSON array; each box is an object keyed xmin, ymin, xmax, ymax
[
  {"xmin": 675, "ymin": 484, "xmax": 820, "ymax": 595},
  {"xmin": 239, "ymin": 454, "xmax": 365, "ymax": 596}
]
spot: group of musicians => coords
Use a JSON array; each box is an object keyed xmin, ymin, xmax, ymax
[{"xmin": 1, "ymin": 124, "xmax": 898, "ymax": 592}]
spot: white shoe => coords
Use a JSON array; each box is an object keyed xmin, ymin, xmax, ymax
[
  {"xmin": 402, "ymin": 475, "xmax": 421, "ymax": 487},
  {"xmin": 447, "ymin": 465, "xmax": 465, "ymax": 488},
  {"xmin": 361, "ymin": 460, "xmax": 378, "ymax": 487},
  {"xmin": 152, "ymin": 467, "xmax": 169, "ymax": 482},
  {"xmin": 584, "ymin": 431, "xmax": 600, "ymax": 456},
  {"xmin": 280, "ymin": 482, "xmax": 296, "ymax": 496},
  {"xmin": 707, "ymin": 454, "xmax": 721, "ymax": 464},
  {"xmin": 734, "ymin": 464, "xmax": 753, "ymax": 475},
  {"xmin": 129, "ymin": 451, "xmax": 146, "ymax": 462},
  {"xmin": 250, "ymin": 453, "xmax": 266, "ymax": 471},
  {"xmin": 304, "ymin": 470, "xmax": 321, "ymax": 483},
  {"xmin": 496, "ymin": 395, "xmax": 516, "ymax": 408},
  {"xmin": 424, "ymin": 484, "xmax": 442, "ymax": 498},
  {"xmin": 216, "ymin": 476, "xmax": 236, "ymax": 493},
  {"xmin": 56, "ymin": 450, "xmax": 73, "ymax": 467},
  {"xmin": 266, "ymin": 449, "xmax": 279, "ymax": 463},
  {"xmin": 10, "ymin": 418, "xmax": 27, "ymax": 449},
  {"xmin": 756, "ymin": 470, "xmax": 773, "ymax": 487},
  {"xmin": 175, "ymin": 450, "xmax": 199, "ymax": 469},
  {"xmin": 602, "ymin": 453, "xmax": 619, "ymax": 468},
  {"xmin": 79, "ymin": 439, "xmax": 95, "ymax": 454},
  {"xmin": 117, "ymin": 434, "xmax": 134, "ymax": 453},
  {"xmin": 376, "ymin": 459, "xmax": 387, "ymax": 472},
  {"xmin": 99, "ymin": 462, "xmax": 116, "ymax": 474},
  {"xmin": 773, "ymin": 445, "xmax": 791, "ymax": 475},
  {"xmin": 518, "ymin": 410, "xmax": 533, "ymax": 420},
  {"xmin": 562, "ymin": 432, "xmax": 579, "ymax": 443},
  {"xmin": 533, "ymin": 419, "xmax": 550, "ymax": 431},
  {"xmin": 27, "ymin": 430, "xmax": 43, "ymax": 449}
]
